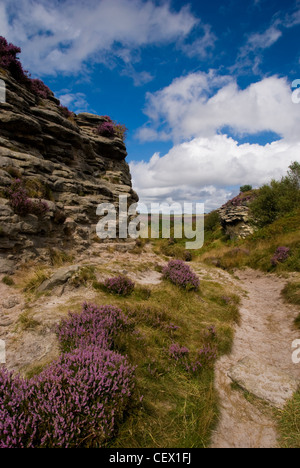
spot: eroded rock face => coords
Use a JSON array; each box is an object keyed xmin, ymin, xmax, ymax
[
  {"xmin": 228, "ymin": 356, "xmax": 299, "ymax": 409},
  {"xmin": 218, "ymin": 204, "xmax": 255, "ymax": 239},
  {"xmin": 0, "ymin": 69, "xmax": 138, "ymax": 268},
  {"xmin": 218, "ymin": 193, "xmax": 256, "ymax": 239}
]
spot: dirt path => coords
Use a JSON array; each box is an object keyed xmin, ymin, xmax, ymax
[{"xmin": 210, "ymin": 269, "xmax": 300, "ymax": 448}]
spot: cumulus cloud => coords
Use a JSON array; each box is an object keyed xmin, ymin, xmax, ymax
[
  {"xmin": 56, "ymin": 91, "xmax": 91, "ymax": 113},
  {"xmin": 137, "ymin": 71, "xmax": 300, "ymax": 142},
  {"xmin": 133, "ymin": 68, "xmax": 300, "ymax": 211},
  {"xmin": 131, "ymin": 135, "xmax": 300, "ymax": 211},
  {"xmin": 1, "ymin": 0, "xmax": 198, "ymax": 78}
]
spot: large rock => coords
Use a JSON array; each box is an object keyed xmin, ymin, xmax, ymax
[
  {"xmin": 0, "ymin": 68, "xmax": 139, "ymax": 265},
  {"xmin": 37, "ymin": 265, "xmax": 81, "ymax": 293},
  {"xmin": 228, "ymin": 356, "xmax": 299, "ymax": 408},
  {"xmin": 218, "ymin": 194, "xmax": 256, "ymax": 239}
]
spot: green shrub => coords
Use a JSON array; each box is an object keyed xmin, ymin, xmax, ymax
[
  {"xmin": 250, "ymin": 162, "xmax": 300, "ymax": 227},
  {"xmin": 240, "ymin": 185, "xmax": 253, "ymax": 193},
  {"xmin": 282, "ymin": 282, "xmax": 300, "ymax": 328},
  {"xmin": 204, "ymin": 210, "xmax": 220, "ymax": 233}
]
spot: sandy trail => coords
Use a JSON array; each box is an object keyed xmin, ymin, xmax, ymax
[{"xmin": 211, "ymin": 269, "xmax": 300, "ymax": 448}]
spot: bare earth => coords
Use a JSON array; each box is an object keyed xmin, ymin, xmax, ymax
[{"xmin": 210, "ymin": 268, "xmax": 300, "ymax": 448}]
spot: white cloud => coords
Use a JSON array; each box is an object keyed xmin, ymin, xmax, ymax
[
  {"xmin": 137, "ymin": 71, "xmax": 300, "ymax": 142},
  {"xmin": 56, "ymin": 91, "xmax": 91, "ymax": 113},
  {"xmin": 131, "ymin": 135, "xmax": 300, "ymax": 211},
  {"xmin": 1, "ymin": 0, "xmax": 198, "ymax": 78},
  {"xmin": 178, "ymin": 23, "xmax": 217, "ymax": 59},
  {"xmin": 242, "ymin": 25, "xmax": 282, "ymax": 54},
  {"xmin": 134, "ymin": 70, "xmax": 300, "ymax": 210}
]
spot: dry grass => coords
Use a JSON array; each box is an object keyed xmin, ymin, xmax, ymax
[
  {"xmin": 277, "ymin": 392, "xmax": 300, "ymax": 448},
  {"xmin": 87, "ymin": 274, "xmax": 240, "ymax": 448}
]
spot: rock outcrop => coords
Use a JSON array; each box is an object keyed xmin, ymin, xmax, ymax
[
  {"xmin": 0, "ymin": 68, "xmax": 138, "ymax": 271},
  {"xmin": 218, "ymin": 192, "xmax": 256, "ymax": 239}
]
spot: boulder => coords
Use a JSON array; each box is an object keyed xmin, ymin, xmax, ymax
[
  {"xmin": 228, "ymin": 356, "xmax": 299, "ymax": 408},
  {"xmin": 37, "ymin": 265, "xmax": 81, "ymax": 293}
]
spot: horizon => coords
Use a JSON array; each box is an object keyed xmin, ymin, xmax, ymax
[{"xmin": 1, "ymin": 0, "xmax": 300, "ymax": 212}]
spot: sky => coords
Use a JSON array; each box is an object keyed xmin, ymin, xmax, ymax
[{"xmin": 1, "ymin": 0, "xmax": 300, "ymax": 212}]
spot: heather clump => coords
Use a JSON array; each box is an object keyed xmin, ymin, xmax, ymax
[
  {"xmin": 56, "ymin": 302, "xmax": 131, "ymax": 353},
  {"xmin": 0, "ymin": 36, "xmax": 27, "ymax": 83},
  {"xmin": 5, "ymin": 179, "xmax": 49, "ymax": 217},
  {"xmin": 162, "ymin": 259, "xmax": 200, "ymax": 291},
  {"xmin": 271, "ymin": 246, "xmax": 290, "ymax": 267},
  {"xmin": 29, "ymin": 79, "xmax": 51, "ymax": 99},
  {"xmin": 30, "ymin": 347, "xmax": 136, "ymax": 448},
  {"xmin": 169, "ymin": 343, "xmax": 190, "ymax": 362},
  {"xmin": 222, "ymin": 192, "xmax": 255, "ymax": 208},
  {"xmin": 95, "ymin": 121, "xmax": 116, "ymax": 138},
  {"xmin": 0, "ymin": 36, "xmax": 55, "ymax": 102},
  {"xmin": 168, "ymin": 342, "xmax": 217, "ymax": 374},
  {"xmin": 59, "ymin": 105, "xmax": 75, "ymax": 119},
  {"xmin": 0, "ymin": 367, "xmax": 35, "ymax": 449},
  {"xmin": 94, "ymin": 116, "xmax": 128, "ymax": 141},
  {"xmin": 0, "ymin": 348, "xmax": 136, "ymax": 448},
  {"xmin": 104, "ymin": 275, "xmax": 135, "ymax": 296},
  {"xmin": 0, "ymin": 301, "xmax": 137, "ymax": 448}
]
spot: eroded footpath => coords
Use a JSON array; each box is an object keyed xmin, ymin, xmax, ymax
[{"xmin": 210, "ymin": 269, "xmax": 300, "ymax": 448}]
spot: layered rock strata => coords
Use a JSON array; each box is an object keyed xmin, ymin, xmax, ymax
[{"xmin": 0, "ymin": 68, "xmax": 138, "ymax": 271}]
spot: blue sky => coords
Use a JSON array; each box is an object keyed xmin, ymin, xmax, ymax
[{"xmin": 1, "ymin": 0, "xmax": 300, "ymax": 211}]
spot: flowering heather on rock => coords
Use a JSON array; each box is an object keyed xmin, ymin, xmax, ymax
[
  {"xmin": 271, "ymin": 246, "xmax": 291, "ymax": 267},
  {"xmin": 0, "ymin": 347, "xmax": 136, "ymax": 448},
  {"xmin": 162, "ymin": 259, "xmax": 200, "ymax": 291},
  {"xmin": 59, "ymin": 105, "xmax": 75, "ymax": 119},
  {"xmin": 0, "ymin": 36, "xmax": 27, "ymax": 83},
  {"xmin": 56, "ymin": 302, "xmax": 130, "ymax": 353},
  {"xmin": 0, "ymin": 36, "xmax": 51, "ymax": 100},
  {"xmin": 6, "ymin": 179, "xmax": 49, "ymax": 217},
  {"xmin": 222, "ymin": 193, "xmax": 255, "ymax": 208},
  {"xmin": 29, "ymin": 79, "xmax": 51, "ymax": 99},
  {"xmin": 104, "ymin": 275, "xmax": 135, "ymax": 296},
  {"xmin": 95, "ymin": 121, "xmax": 116, "ymax": 138},
  {"xmin": 94, "ymin": 118, "xmax": 128, "ymax": 141}
]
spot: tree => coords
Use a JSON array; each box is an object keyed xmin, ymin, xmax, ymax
[{"xmin": 240, "ymin": 185, "xmax": 252, "ymax": 193}]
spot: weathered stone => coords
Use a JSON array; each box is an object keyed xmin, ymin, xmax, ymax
[
  {"xmin": 218, "ymin": 205, "xmax": 255, "ymax": 239},
  {"xmin": 0, "ymin": 69, "xmax": 139, "ymax": 263},
  {"xmin": 2, "ymin": 297, "xmax": 20, "ymax": 309},
  {"xmin": 37, "ymin": 265, "xmax": 81, "ymax": 293},
  {"xmin": 228, "ymin": 356, "xmax": 299, "ymax": 408}
]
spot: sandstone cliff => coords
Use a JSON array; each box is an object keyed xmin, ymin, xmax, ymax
[
  {"xmin": 218, "ymin": 192, "xmax": 256, "ymax": 239},
  {"xmin": 0, "ymin": 68, "xmax": 138, "ymax": 273}
]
